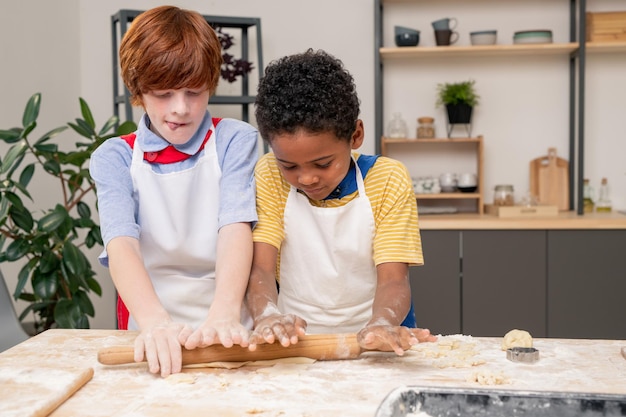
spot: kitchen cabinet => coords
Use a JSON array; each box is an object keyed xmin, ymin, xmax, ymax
[
  {"xmin": 382, "ymin": 136, "xmax": 485, "ymax": 214},
  {"xmin": 462, "ymin": 231, "xmax": 547, "ymax": 338},
  {"xmin": 410, "ymin": 230, "xmax": 461, "ymax": 335},
  {"xmin": 547, "ymin": 230, "xmax": 626, "ymax": 339},
  {"xmin": 412, "ymin": 228, "xmax": 626, "ymax": 339},
  {"xmin": 374, "ymin": 0, "xmax": 626, "ymax": 214}
]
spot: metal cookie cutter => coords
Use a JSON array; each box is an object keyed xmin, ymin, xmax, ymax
[{"xmin": 506, "ymin": 347, "xmax": 540, "ymax": 364}]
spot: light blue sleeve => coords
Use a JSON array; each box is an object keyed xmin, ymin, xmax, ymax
[
  {"xmin": 89, "ymin": 137, "xmax": 139, "ymax": 267},
  {"xmin": 214, "ymin": 118, "xmax": 260, "ymax": 229}
]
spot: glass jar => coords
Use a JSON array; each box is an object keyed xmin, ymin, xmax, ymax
[
  {"xmin": 386, "ymin": 112, "xmax": 408, "ymax": 138},
  {"xmin": 417, "ymin": 117, "xmax": 435, "ymax": 138},
  {"xmin": 493, "ymin": 184, "xmax": 515, "ymax": 206}
]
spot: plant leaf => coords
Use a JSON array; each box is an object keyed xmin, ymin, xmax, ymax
[
  {"xmin": 38, "ymin": 209, "xmax": 68, "ymax": 232},
  {"xmin": 0, "ymin": 129, "xmax": 21, "ymax": 143},
  {"xmin": 14, "ymin": 261, "xmax": 35, "ymax": 299},
  {"xmin": 116, "ymin": 120, "xmax": 137, "ymax": 136},
  {"xmin": 5, "ymin": 238, "xmax": 31, "ymax": 261},
  {"xmin": 76, "ymin": 201, "xmax": 91, "ymax": 219},
  {"xmin": 74, "ymin": 290, "xmax": 95, "ymax": 317},
  {"xmin": 18, "ymin": 163, "xmax": 35, "ymax": 189},
  {"xmin": 97, "ymin": 116, "xmax": 118, "ymax": 137},
  {"xmin": 32, "ymin": 271, "xmax": 58, "ymax": 299},
  {"xmin": 67, "ymin": 122, "xmax": 93, "ymax": 139},
  {"xmin": 9, "ymin": 204, "xmax": 34, "ymax": 232},
  {"xmin": 79, "ymin": 98, "xmax": 96, "ymax": 129},
  {"xmin": 54, "ymin": 299, "xmax": 84, "ymax": 329},
  {"xmin": 33, "ymin": 126, "xmax": 67, "ymax": 146},
  {"xmin": 1, "ymin": 140, "xmax": 28, "ymax": 174},
  {"xmin": 62, "ymin": 241, "xmax": 87, "ymax": 276},
  {"xmin": 22, "ymin": 93, "xmax": 41, "ymax": 128}
]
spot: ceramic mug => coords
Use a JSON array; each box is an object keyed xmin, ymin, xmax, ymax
[
  {"xmin": 458, "ymin": 173, "xmax": 477, "ymax": 187},
  {"xmin": 431, "ymin": 17, "xmax": 457, "ymax": 31},
  {"xmin": 435, "ymin": 29, "xmax": 459, "ymax": 46}
]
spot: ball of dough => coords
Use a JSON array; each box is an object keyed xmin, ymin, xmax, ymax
[{"xmin": 501, "ymin": 329, "xmax": 533, "ymax": 351}]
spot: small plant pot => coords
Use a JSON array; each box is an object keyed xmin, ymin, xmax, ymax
[{"xmin": 446, "ymin": 103, "xmax": 473, "ymax": 124}]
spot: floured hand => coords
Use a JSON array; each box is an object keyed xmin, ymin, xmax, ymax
[
  {"xmin": 249, "ymin": 311, "xmax": 307, "ymax": 350},
  {"xmin": 183, "ymin": 318, "xmax": 250, "ymax": 350},
  {"xmin": 357, "ymin": 325, "xmax": 436, "ymax": 355},
  {"xmin": 135, "ymin": 321, "xmax": 192, "ymax": 378}
]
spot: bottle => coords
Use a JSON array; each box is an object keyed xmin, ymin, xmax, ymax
[
  {"xmin": 386, "ymin": 112, "xmax": 408, "ymax": 139},
  {"xmin": 582, "ymin": 179, "xmax": 594, "ymax": 213},
  {"xmin": 595, "ymin": 177, "xmax": 612, "ymax": 212}
]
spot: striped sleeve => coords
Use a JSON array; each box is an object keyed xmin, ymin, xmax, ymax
[
  {"xmin": 366, "ymin": 157, "xmax": 423, "ymax": 266},
  {"xmin": 252, "ymin": 153, "xmax": 290, "ymax": 249}
]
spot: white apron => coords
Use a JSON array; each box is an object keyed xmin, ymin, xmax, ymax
[
  {"xmin": 278, "ymin": 160, "xmax": 377, "ymax": 334},
  {"xmin": 128, "ymin": 125, "xmax": 221, "ymax": 330}
]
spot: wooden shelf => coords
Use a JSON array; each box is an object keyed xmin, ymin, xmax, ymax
[
  {"xmin": 382, "ymin": 135, "xmax": 485, "ymax": 214},
  {"xmin": 380, "ymin": 43, "xmax": 579, "ymax": 59},
  {"xmin": 416, "ymin": 192, "xmax": 481, "ymax": 199},
  {"xmin": 586, "ymin": 41, "xmax": 626, "ymax": 53}
]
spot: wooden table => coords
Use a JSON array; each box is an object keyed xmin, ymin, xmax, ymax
[{"xmin": 1, "ymin": 330, "xmax": 625, "ymax": 416}]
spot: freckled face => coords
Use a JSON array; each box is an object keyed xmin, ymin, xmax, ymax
[
  {"xmin": 270, "ymin": 123, "xmax": 364, "ymax": 201},
  {"xmin": 141, "ymin": 87, "xmax": 210, "ymax": 145}
]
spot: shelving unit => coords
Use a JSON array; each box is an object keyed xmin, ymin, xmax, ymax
[
  {"xmin": 111, "ymin": 10, "xmax": 263, "ymax": 124},
  {"xmin": 382, "ymin": 136, "xmax": 484, "ymax": 214},
  {"xmin": 374, "ymin": 0, "xmax": 597, "ymax": 214}
]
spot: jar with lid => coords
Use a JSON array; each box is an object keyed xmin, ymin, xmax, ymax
[
  {"xmin": 417, "ymin": 117, "xmax": 435, "ymax": 138},
  {"xmin": 493, "ymin": 184, "xmax": 515, "ymax": 206},
  {"xmin": 386, "ymin": 112, "xmax": 408, "ymax": 138}
]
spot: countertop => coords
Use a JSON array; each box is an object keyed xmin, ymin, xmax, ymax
[
  {"xmin": 1, "ymin": 329, "xmax": 625, "ymax": 417},
  {"xmin": 419, "ymin": 211, "xmax": 626, "ymax": 230}
]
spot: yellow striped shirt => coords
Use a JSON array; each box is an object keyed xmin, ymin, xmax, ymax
[{"xmin": 253, "ymin": 152, "xmax": 423, "ymax": 268}]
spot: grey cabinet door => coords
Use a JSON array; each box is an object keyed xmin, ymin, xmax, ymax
[
  {"xmin": 410, "ymin": 230, "xmax": 461, "ymax": 335},
  {"xmin": 547, "ymin": 230, "xmax": 626, "ymax": 339},
  {"xmin": 462, "ymin": 231, "xmax": 547, "ymax": 337}
]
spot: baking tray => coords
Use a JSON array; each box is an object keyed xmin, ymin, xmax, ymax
[{"xmin": 375, "ymin": 386, "xmax": 626, "ymax": 417}]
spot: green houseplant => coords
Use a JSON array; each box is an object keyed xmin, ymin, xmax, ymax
[
  {"xmin": 0, "ymin": 93, "xmax": 135, "ymax": 333},
  {"xmin": 436, "ymin": 80, "xmax": 480, "ymax": 136}
]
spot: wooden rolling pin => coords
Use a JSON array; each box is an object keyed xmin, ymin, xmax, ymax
[{"xmin": 99, "ymin": 333, "xmax": 398, "ymax": 366}]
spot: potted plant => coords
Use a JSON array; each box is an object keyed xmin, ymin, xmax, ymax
[
  {"xmin": 436, "ymin": 80, "xmax": 479, "ymax": 136},
  {"xmin": 0, "ymin": 93, "xmax": 136, "ymax": 334}
]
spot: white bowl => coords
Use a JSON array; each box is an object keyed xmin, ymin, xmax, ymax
[
  {"xmin": 513, "ymin": 30, "xmax": 553, "ymax": 44},
  {"xmin": 470, "ymin": 30, "xmax": 497, "ymax": 46}
]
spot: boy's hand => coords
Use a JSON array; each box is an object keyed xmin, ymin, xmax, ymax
[
  {"xmin": 248, "ymin": 313, "xmax": 307, "ymax": 350},
  {"xmin": 357, "ymin": 325, "xmax": 437, "ymax": 356},
  {"xmin": 134, "ymin": 321, "xmax": 192, "ymax": 378},
  {"xmin": 183, "ymin": 318, "xmax": 250, "ymax": 350}
]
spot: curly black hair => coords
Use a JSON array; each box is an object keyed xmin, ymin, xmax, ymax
[{"xmin": 254, "ymin": 49, "xmax": 360, "ymax": 143}]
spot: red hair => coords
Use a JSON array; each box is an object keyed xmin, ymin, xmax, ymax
[{"xmin": 120, "ymin": 6, "xmax": 222, "ymax": 106}]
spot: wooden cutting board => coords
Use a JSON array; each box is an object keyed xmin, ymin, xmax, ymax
[
  {"xmin": 529, "ymin": 148, "xmax": 569, "ymax": 211},
  {"xmin": 0, "ymin": 366, "xmax": 93, "ymax": 417}
]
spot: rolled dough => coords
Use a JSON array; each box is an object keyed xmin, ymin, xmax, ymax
[{"xmin": 501, "ymin": 329, "xmax": 533, "ymax": 351}]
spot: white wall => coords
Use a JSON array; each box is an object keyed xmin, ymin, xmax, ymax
[{"xmin": 0, "ymin": 0, "xmax": 623, "ymax": 329}]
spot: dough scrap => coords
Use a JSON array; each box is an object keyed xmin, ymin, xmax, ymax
[
  {"xmin": 501, "ymin": 329, "xmax": 533, "ymax": 351},
  {"xmin": 466, "ymin": 370, "xmax": 509, "ymax": 385}
]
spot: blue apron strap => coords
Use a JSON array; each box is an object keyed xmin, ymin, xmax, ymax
[{"xmin": 400, "ymin": 301, "xmax": 417, "ymax": 328}]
